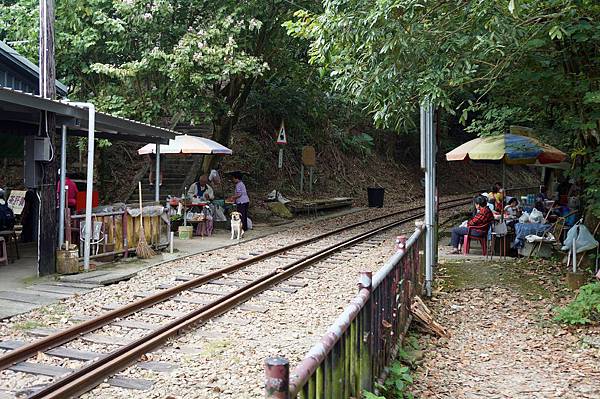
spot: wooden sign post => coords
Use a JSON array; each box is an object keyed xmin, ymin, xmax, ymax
[
  {"xmin": 275, "ymin": 121, "xmax": 287, "ymax": 199},
  {"xmin": 300, "ymin": 146, "xmax": 316, "ymax": 194}
]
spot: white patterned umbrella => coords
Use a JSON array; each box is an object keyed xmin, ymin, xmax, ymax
[{"xmin": 138, "ymin": 134, "xmax": 232, "ymax": 155}]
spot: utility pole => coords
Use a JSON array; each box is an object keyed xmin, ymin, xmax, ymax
[
  {"xmin": 38, "ymin": 0, "xmax": 57, "ymax": 275},
  {"xmin": 420, "ymin": 102, "xmax": 437, "ymax": 297}
]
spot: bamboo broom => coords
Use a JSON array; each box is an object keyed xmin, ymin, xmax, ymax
[{"xmin": 136, "ymin": 181, "xmax": 155, "ymax": 259}]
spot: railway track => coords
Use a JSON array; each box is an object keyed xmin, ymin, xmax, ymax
[{"xmin": 0, "ymin": 196, "xmax": 473, "ymax": 398}]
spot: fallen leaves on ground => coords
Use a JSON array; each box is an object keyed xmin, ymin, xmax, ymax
[{"xmin": 412, "ymin": 261, "xmax": 600, "ymax": 399}]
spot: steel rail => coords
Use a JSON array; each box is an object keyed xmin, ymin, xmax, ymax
[
  {"xmin": 29, "ymin": 199, "xmax": 472, "ymax": 399},
  {"xmin": 0, "ymin": 196, "xmax": 471, "ymax": 372}
]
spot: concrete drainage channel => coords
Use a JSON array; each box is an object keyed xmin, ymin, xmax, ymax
[{"xmin": 0, "ymin": 198, "xmax": 473, "ymax": 398}]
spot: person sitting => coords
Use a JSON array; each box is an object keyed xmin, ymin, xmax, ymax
[
  {"xmin": 536, "ymin": 185, "xmax": 549, "ymax": 202},
  {"xmin": 56, "ymin": 172, "xmax": 79, "ymax": 213},
  {"xmin": 504, "ymin": 198, "xmax": 520, "ymax": 220},
  {"xmin": 188, "ymin": 175, "xmax": 214, "ymax": 201},
  {"xmin": 489, "ymin": 182, "xmax": 504, "ymax": 211},
  {"xmin": 503, "ymin": 197, "xmax": 520, "ymax": 229},
  {"xmin": 449, "ymin": 195, "xmax": 495, "ymax": 254}
]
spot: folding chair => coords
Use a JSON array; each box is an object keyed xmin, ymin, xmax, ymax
[
  {"xmin": 0, "ymin": 230, "xmax": 19, "ymax": 261},
  {"xmin": 488, "ymin": 220, "xmax": 508, "ymax": 260},
  {"xmin": 529, "ymin": 217, "xmax": 565, "ymax": 259},
  {"xmin": 79, "ymin": 221, "xmax": 105, "ymax": 256}
]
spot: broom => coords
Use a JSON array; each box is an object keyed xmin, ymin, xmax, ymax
[{"xmin": 136, "ymin": 181, "xmax": 155, "ymax": 259}]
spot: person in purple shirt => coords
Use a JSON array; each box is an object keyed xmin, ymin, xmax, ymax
[{"xmin": 231, "ymin": 172, "xmax": 250, "ymax": 231}]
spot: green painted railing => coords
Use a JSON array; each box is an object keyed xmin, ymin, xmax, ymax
[{"xmin": 265, "ymin": 223, "xmax": 426, "ymax": 398}]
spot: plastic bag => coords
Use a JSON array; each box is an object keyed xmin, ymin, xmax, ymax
[
  {"xmin": 561, "ymin": 224, "xmax": 599, "ymax": 253},
  {"xmin": 213, "ymin": 205, "xmax": 227, "ymax": 222},
  {"xmin": 529, "ymin": 208, "xmax": 543, "ymax": 224},
  {"xmin": 493, "ymin": 221, "xmax": 508, "ymax": 235},
  {"xmin": 519, "ymin": 212, "xmax": 530, "ymax": 224},
  {"xmin": 247, "ymin": 217, "xmax": 253, "ymax": 230},
  {"xmin": 266, "ymin": 190, "xmax": 290, "ymax": 204}
]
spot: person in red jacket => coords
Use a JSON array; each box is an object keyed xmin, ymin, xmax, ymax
[
  {"xmin": 56, "ymin": 173, "xmax": 79, "ymax": 212},
  {"xmin": 449, "ymin": 195, "xmax": 494, "ymax": 254}
]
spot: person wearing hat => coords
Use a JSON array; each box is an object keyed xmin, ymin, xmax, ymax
[{"xmin": 230, "ymin": 172, "xmax": 250, "ymax": 231}]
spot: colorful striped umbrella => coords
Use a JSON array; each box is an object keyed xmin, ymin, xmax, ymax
[{"xmin": 445, "ymin": 133, "xmax": 566, "ymax": 165}]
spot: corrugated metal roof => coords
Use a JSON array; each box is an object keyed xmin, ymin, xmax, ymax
[
  {"xmin": 0, "ymin": 86, "xmax": 178, "ymax": 144},
  {"xmin": 0, "ymin": 40, "xmax": 68, "ymax": 96}
]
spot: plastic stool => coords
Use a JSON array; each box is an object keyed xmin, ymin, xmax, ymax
[
  {"xmin": 0, "ymin": 237, "xmax": 8, "ymax": 266},
  {"xmin": 463, "ymin": 234, "xmax": 487, "ymax": 256}
]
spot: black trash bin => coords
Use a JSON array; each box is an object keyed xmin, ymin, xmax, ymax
[{"xmin": 367, "ymin": 187, "xmax": 385, "ymax": 208}]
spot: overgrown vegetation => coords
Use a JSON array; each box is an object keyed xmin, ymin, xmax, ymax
[
  {"xmin": 286, "ymin": 0, "xmax": 600, "ymax": 214},
  {"xmin": 554, "ymin": 282, "xmax": 600, "ymax": 325},
  {"xmin": 363, "ymin": 335, "xmax": 420, "ymax": 399},
  {"xmin": 363, "ymin": 361, "xmax": 414, "ymax": 399},
  {"xmin": 1, "ymin": 0, "xmax": 598, "ymax": 208}
]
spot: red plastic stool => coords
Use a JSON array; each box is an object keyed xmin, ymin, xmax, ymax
[{"xmin": 462, "ymin": 226, "xmax": 488, "ymax": 256}]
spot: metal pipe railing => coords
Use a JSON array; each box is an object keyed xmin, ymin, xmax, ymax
[{"xmin": 265, "ymin": 223, "xmax": 426, "ymax": 398}]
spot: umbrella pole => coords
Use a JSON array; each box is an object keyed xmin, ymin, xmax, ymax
[
  {"xmin": 501, "ymin": 162, "xmax": 506, "ymax": 222},
  {"xmin": 502, "ymin": 162, "xmax": 506, "ymax": 198}
]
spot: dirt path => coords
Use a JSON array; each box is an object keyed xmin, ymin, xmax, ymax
[{"xmin": 412, "ymin": 259, "xmax": 600, "ymax": 399}]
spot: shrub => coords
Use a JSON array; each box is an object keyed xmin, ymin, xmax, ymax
[{"xmin": 554, "ymin": 283, "xmax": 600, "ymax": 325}]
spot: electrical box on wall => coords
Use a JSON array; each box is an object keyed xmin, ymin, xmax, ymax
[
  {"xmin": 34, "ymin": 137, "xmax": 51, "ymax": 161},
  {"xmin": 24, "ymin": 136, "xmax": 41, "ymax": 188}
]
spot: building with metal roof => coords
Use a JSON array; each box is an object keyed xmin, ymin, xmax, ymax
[
  {"xmin": 0, "ymin": 43, "xmax": 178, "ymax": 276},
  {"xmin": 0, "ymin": 41, "xmax": 68, "ymax": 96}
]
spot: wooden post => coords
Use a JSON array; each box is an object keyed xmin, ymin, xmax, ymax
[
  {"xmin": 265, "ymin": 357, "xmax": 289, "ymax": 399},
  {"xmin": 300, "ymin": 164, "xmax": 304, "ymax": 193},
  {"xmin": 38, "ymin": 0, "xmax": 57, "ymax": 275}
]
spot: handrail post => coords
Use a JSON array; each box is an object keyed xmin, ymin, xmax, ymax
[
  {"xmin": 415, "ymin": 221, "xmax": 426, "ymax": 289},
  {"xmin": 265, "ymin": 357, "xmax": 289, "ymax": 399},
  {"xmin": 122, "ymin": 212, "xmax": 129, "ymax": 258},
  {"xmin": 358, "ymin": 271, "xmax": 373, "ymax": 392},
  {"xmin": 65, "ymin": 207, "xmax": 72, "ymax": 246}
]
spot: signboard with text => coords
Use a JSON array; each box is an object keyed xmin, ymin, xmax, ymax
[{"xmin": 7, "ymin": 190, "xmax": 26, "ymax": 215}]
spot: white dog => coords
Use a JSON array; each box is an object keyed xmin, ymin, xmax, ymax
[{"xmin": 230, "ymin": 211, "xmax": 244, "ymax": 240}]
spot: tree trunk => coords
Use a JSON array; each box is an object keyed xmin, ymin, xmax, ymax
[{"xmin": 202, "ymin": 76, "xmax": 256, "ymax": 174}]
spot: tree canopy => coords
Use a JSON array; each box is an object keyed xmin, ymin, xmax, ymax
[
  {"xmin": 285, "ymin": 0, "xmax": 600, "ymax": 214},
  {"xmin": 1, "ymin": 0, "xmax": 599, "ymax": 212}
]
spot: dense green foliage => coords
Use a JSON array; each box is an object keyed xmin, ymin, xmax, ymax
[
  {"xmin": 286, "ymin": 0, "xmax": 600, "ymax": 213},
  {"xmin": 363, "ymin": 361, "xmax": 414, "ymax": 399},
  {"xmin": 1, "ymin": 1, "xmax": 341, "ymax": 151},
  {"xmin": 1, "ymin": 0, "xmax": 282, "ymax": 121},
  {"xmin": 1, "ymin": 0, "xmax": 599, "ymax": 206},
  {"xmin": 555, "ymin": 282, "xmax": 600, "ymax": 325}
]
